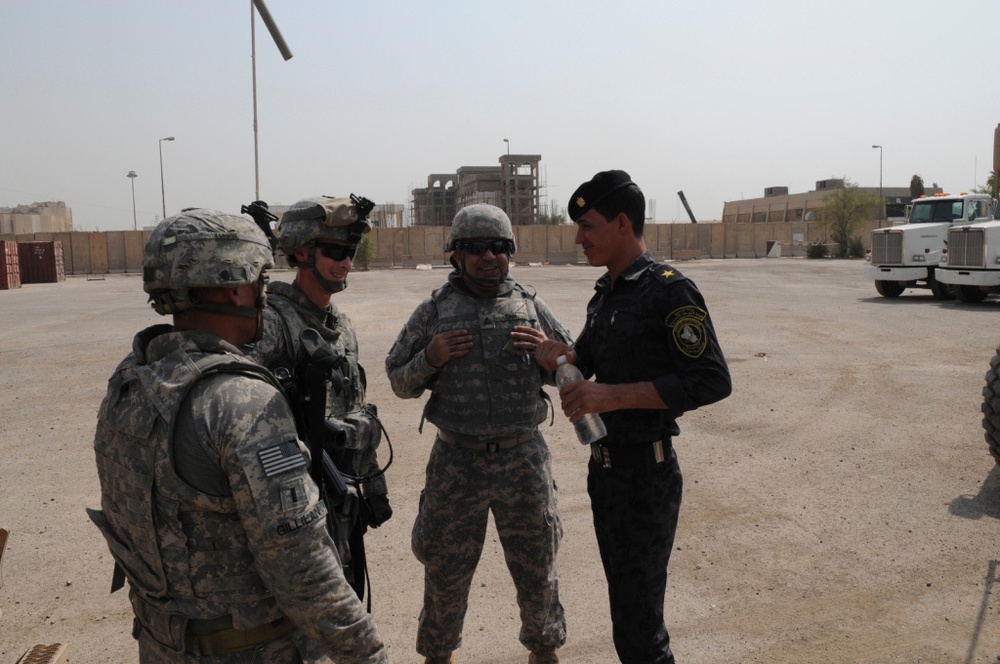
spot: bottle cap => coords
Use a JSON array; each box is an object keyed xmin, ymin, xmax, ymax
[{"xmin": 556, "ymin": 354, "xmax": 568, "ymax": 366}]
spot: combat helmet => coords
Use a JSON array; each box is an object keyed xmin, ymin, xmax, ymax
[
  {"xmin": 445, "ymin": 204, "xmax": 516, "ymax": 253},
  {"xmin": 276, "ymin": 195, "xmax": 373, "ymax": 294},
  {"xmin": 276, "ymin": 196, "xmax": 371, "ymax": 261},
  {"xmin": 143, "ymin": 208, "xmax": 273, "ymax": 316}
]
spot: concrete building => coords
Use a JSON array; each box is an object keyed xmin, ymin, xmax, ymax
[
  {"xmin": 411, "ymin": 154, "xmax": 543, "ymax": 226},
  {"xmin": 0, "ymin": 201, "xmax": 73, "ymax": 234},
  {"xmin": 411, "ymin": 173, "xmax": 459, "ymax": 226},
  {"xmin": 371, "ymin": 203, "xmax": 404, "ymax": 229},
  {"xmin": 721, "ymin": 179, "xmax": 943, "ymax": 223}
]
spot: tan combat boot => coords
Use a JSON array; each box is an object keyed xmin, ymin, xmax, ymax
[
  {"xmin": 528, "ymin": 647, "xmax": 559, "ymax": 664},
  {"xmin": 423, "ymin": 655, "xmax": 455, "ymax": 664}
]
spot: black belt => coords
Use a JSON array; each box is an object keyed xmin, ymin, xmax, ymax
[
  {"xmin": 437, "ymin": 428, "xmax": 534, "ymax": 452},
  {"xmin": 590, "ymin": 439, "xmax": 669, "ymax": 469},
  {"xmin": 184, "ymin": 616, "xmax": 295, "ymax": 656}
]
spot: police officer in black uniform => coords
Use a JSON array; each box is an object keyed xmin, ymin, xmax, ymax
[{"xmin": 536, "ymin": 170, "xmax": 731, "ymax": 663}]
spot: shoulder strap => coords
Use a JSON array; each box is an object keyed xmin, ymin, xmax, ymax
[{"xmin": 191, "ymin": 354, "xmax": 282, "ymax": 392}]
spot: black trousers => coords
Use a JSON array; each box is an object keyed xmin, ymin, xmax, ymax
[{"xmin": 588, "ymin": 448, "xmax": 683, "ymax": 664}]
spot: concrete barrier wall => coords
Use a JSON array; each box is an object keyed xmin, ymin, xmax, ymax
[{"xmin": 0, "ymin": 220, "xmax": 879, "ymax": 276}]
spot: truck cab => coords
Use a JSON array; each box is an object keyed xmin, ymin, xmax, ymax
[
  {"xmin": 863, "ymin": 192, "xmax": 997, "ymax": 298},
  {"xmin": 936, "ymin": 198, "xmax": 1000, "ymax": 302}
]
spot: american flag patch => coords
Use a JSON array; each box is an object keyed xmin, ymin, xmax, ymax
[{"xmin": 258, "ymin": 440, "xmax": 307, "ymax": 477}]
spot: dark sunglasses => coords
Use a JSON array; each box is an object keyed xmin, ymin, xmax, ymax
[
  {"xmin": 315, "ymin": 242, "xmax": 357, "ymax": 261},
  {"xmin": 460, "ymin": 239, "xmax": 511, "ymax": 256}
]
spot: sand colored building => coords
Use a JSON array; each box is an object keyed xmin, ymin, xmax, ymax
[{"xmin": 0, "ymin": 201, "xmax": 73, "ymax": 234}]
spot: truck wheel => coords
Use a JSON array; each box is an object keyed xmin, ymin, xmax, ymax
[
  {"xmin": 928, "ymin": 276, "xmax": 954, "ymax": 300},
  {"xmin": 875, "ymin": 280, "xmax": 904, "ymax": 297},
  {"xmin": 982, "ymin": 344, "xmax": 1000, "ymax": 464},
  {"xmin": 954, "ymin": 284, "xmax": 988, "ymax": 303}
]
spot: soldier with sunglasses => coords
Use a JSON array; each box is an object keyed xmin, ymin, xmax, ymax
[
  {"xmin": 386, "ymin": 204, "xmax": 571, "ymax": 664},
  {"xmin": 89, "ymin": 209, "xmax": 387, "ymax": 662},
  {"xmin": 249, "ymin": 195, "xmax": 392, "ymax": 603}
]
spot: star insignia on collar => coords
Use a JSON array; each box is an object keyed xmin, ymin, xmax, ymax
[
  {"xmin": 662, "ymin": 269, "xmax": 674, "ymax": 278},
  {"xmin": 576, "ymin": 196, "xmax": 586, "ymax": 208}
]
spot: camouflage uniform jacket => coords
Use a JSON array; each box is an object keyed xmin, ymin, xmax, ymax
[
  {"xmin": 251, "ymin": 280, "xmax": 386, "ymax": 495},
  {"xmin": 90, "ymin": 324, "xmax": 386, "ymax": 662},
  {"xmin": 385, "ymin": 271, "xmax": 573, "ymax": 437}
]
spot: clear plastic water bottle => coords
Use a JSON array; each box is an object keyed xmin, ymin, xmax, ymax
[{"xmin": 555, "ymin": 354, "xmax": 607, "ymax": 445}]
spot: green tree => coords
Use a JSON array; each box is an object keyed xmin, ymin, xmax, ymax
[
  {"xmin": 816, "ymin": 177, "xmax": 882, "ymax": 258},
  {"xmin": 536, "ymin": 212, "xmax": 567, "ymax": 225},
  {"xmin": 910, "ymin": 174, "xmax": 925, "ymax": 200},
  {"xmin": 970, "ymin": 171, "xmax": 996, "ymax": 197},
  {"xmin": 354, "ymin": 234, "xmax": 376, "ymax": 270}
]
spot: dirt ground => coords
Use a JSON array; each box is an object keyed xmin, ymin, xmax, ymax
[{"xmin": 2, "ymin": 258, "xmax": 1000, "ymax": 664}]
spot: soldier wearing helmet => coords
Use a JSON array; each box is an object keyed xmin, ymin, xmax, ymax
[
  {"xmin": 249, "ymin": 195, "xmax": 392, "ymax": 601},
  {"xmin": 386, "ymin": 204, "xmax": 571, "ymax": 664},
  {"xmin": 88, "ymin": 209, "xmax": 388, "ymax": 663}
]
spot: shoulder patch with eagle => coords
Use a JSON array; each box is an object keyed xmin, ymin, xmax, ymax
[{"xmin": 665, "ymin": 305, "xmax": 708, "ymax": 358}]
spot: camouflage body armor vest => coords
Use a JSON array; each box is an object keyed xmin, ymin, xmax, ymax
[
  {"xmin": 265, "ymin": 290, "xmax": 382, "ymax": 486},
  {"xmin": 424, "ymin": 282, "xmax": 548, "ymax": 437},
  {"xmin": 90, "ymin": 343, "xmax": 284, "ymax": 628}
]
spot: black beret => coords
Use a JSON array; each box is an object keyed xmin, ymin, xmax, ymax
[{"xmin": 568, "ymin": 170, "xmax": 635, "ymax": 221}]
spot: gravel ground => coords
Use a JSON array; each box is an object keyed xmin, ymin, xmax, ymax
[{"xmin": 1, "ymin": 258, "xmax": 999, "ymax": 664}]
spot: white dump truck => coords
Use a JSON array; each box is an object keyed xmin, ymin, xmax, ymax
[
  {"xmin": 863, "ymin": 192, "xmax": 997, "ymax": 298},
  {"xmin": 935, "ymin": 208, "xmax": 1000, "ymax": 302}
]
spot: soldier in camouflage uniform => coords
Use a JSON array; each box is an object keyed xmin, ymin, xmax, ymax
[
  {"xmin": 87, "ymin": 209, "xmax": 388, "ymax": 663},
  {"xmin": 537, "ymin": 171, "xmax": 732, "ymax": 663},
  {"xmin": 248, "ymin": 196, "xmax": 391, "ymax": 600},
  {"xmin": 385, "ymin": 204, "xmax": 570, "ymax": 664}
]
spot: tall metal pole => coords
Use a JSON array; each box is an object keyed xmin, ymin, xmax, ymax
[
  {"xmin": 251, "ymin": 2, "xmax": 259, "ymax": 199},
  {"xmin": 872, "ymin": 144, "xmax": 883, "ymax": 226},
  {"xmin": 159, "ymin": 136, "xmax": 175, "ymax": 220},
  {"xmin": 127, "ymin": 171, "xmax": 138, "ymax": 230},
  {"xmin": 502, "ymin": 140, "xmax": 511, "ymax": 222},
  {"xmin": 250, "ymin": 0, "xmax": 293, "ymax": 201}
]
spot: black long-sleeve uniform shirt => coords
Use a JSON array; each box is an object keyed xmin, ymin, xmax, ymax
[{"xmin": 575, "ymin": 252, "xmax": 732, "ymax": 445}]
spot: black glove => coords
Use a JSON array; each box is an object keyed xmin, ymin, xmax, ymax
[{"xmin": 364, "ymin": 493, "xmax": 393, "ymax": 528}]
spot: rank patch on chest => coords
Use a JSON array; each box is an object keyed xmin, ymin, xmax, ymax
[
  {"xmin": 665, "ymin": 305, "xmax": 709, "ymax": 358},
  {"xmin": 258, "ymin": 439, "xmax": 307, "ymax": 478}
]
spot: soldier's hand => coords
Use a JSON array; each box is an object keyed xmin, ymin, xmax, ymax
[
  {"xmin": 559, "ymin": 379, "xmax": 607, "ymax": 422},
  {"xmin": 510, "ymin": 325, "xmax": 546, "ymax": 361},
  {"xmin": 425, "ymin": 329, "xmax": 473, "ymax": 368},
  {"xmin": 535, "ymin": 340, "xmax": 575, "ymax": 372},
  {"xmin": 364, "ymin": 493, "xmax": 393, "ymax": 528}
]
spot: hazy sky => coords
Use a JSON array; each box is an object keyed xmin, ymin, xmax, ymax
[{"xmin": 3, "ymin": 1, "xmax": 999, "ymax": 231}]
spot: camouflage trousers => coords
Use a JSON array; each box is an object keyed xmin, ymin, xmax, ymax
[
  {"xmin": 588, "ymin": 446, "xmax": 682, "ymax": 664},
  {"xmin": 412, "ymin": 430, "xmax": 566, "ymax": 657}
]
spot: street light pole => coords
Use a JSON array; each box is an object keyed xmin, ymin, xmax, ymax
[
  {"xmin": 872, "ymin": 144, "xmax": 883, "ymax": 226},
  {"xmin": 250, "ymin": 0, "xmax": 293, "ymax": 200},
  {"xmin": 159, "ymin": 136, "xmax": 175, "ymax": 220},
  {"xmin": 127, "ymin": 171, "xmax": 138, "ymax": 231},
  {"xmin": 502, "ymin": 139, "xmax": 511, "ymax": 221}
]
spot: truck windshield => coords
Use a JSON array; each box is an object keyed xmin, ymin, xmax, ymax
[{"xmin": 908, "ymin": 200, "xmax": 962, "ymax": 223}]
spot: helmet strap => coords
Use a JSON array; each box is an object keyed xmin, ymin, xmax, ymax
[
  {"xmin": 302, "ymin": 244, "xmax": 347, "ymax": 294},
  {"xmin": 191, "ymin": 301, "xmax": 259, "ymax": 319},
  {"xmin": 189, "ymin": 272, "xmax": 269, "ymax": 336},
  {"xmin": 455, "ymin": 249, "xmax": 505, "ymax": 291}
]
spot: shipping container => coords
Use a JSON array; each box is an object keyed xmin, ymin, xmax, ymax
[
  {"xmin": 0, "ymin": 240, "xmax": 21, "ymax": 289},
  {"xmin": 18, "ymin": 241, "xmax": 66, "ymax": 284}
]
